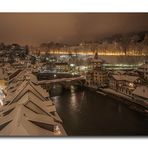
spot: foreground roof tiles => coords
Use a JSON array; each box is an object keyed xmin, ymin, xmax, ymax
[{"xmin": 0, "ymin": 76, "xmax": 66, "ymax": 136}]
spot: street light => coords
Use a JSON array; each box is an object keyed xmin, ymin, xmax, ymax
[
  {"xmin": 129, "ymin": 82, "xmax": 134, "ymax": 87},
  {"xmin": 70, "ymin": 63, "xmax": 75, "ymax": 67}
]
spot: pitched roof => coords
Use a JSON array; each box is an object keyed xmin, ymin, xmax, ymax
[
  {"xmin": 132, "ymin": 85, "xmax": 148, "ymax": 99},
  {"xmin": 0, "ymin": 78, "xmax": 66, "ymax": 136},
  {"xmin": 112, "ymin": 75, "xmax": 140, "ymax": 82},
  {"xmin": 139, "ymin": 63, "xmax": 148, "ymax": 69},
  {"xmin": 0, "ymin": 95, "xmax": 65, "ymax": 136},
  {"xmin": 0, "ymin": 68, "xmax": 4, "ymax": 80},
  {"xmin": 0, "ymin": 104, "xmax": 57, "ymax": 136},
  {"xmin": 6, "ymin": 80, "xmax": 49, "ymax": 103}
]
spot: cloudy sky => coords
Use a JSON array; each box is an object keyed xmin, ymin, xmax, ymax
[{"xmin": 0, "ymin": 13, "xmax": 148, "ymax": 45}]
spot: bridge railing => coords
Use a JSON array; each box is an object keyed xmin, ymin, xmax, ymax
[{"xmin": 37, "ymin": 76, "xmax": 85, "ymax": 84}]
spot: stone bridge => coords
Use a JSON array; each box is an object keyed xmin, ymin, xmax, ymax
[{"xmin": 37, "ymin": 76, "xmax": 86, "ymax": 91}]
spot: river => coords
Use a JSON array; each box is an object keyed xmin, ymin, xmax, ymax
[{"xmin": 51, "ymin": 86, "xmax": 148, "ymax": 136}]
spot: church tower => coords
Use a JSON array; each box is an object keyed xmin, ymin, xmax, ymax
[{"xmin": 91, "ymin": 52, "xmax": 103, "ymax": 70}]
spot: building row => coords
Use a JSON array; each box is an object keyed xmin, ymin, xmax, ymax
[
  {"xmin": 0, "ymin": 69, "xmax": 66, "ymax": 136},
  {"xmin": 85, "ymin": 52, "xmax": 148, "ymax": 109}
]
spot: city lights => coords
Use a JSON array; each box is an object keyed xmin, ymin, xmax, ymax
[{"xmin": 0, "ymin": 13, "xmax": 148, "ymax": 137}]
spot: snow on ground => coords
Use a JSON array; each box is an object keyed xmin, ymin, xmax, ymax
[
  {"xmin": 100, "ymin": 88, "xmax": 148, "ymax": 109},
  {"xmin": 100, "ymin": 88, "xmax": 132, "ymax": 100}
]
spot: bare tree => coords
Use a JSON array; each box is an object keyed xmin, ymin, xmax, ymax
[{"xmin": 120, "ymin": 36, "xmax": 130, "ymax": 55}]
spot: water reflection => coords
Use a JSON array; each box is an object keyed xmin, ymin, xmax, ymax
[
  {"xmin": 117, "ymin": 104, "xmax": 122, "ymax": 113},
  {"xmin": 51, "ymin": 86, "xmax": 148, "ymax": 136},
  {"xmin": 70, "ymin": 85, "xmax": 76, "ymax": 106}
]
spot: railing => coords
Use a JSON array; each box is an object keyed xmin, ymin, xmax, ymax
[{"xmin": 38, "ymin": 76, "xmax": 85, "ymax": 84}]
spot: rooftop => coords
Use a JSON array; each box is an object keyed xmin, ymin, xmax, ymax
[
  {"xmin": 112, "ymin": 74, "xmax": 140, "ymax": 82},
  {"xmin": 139, "ymin": 63, "xmax": 148, "ymax": 69},
  {"xmin": 132, "ymin": 85, "xmax": 148, "ymax": 99},
  {"xmin": 0, "ymin": 70, "xmax": 66, "ymax": 136}
]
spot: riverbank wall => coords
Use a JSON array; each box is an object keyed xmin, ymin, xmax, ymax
[{"xmin": 84, "ymin": 84, "xmax": 148, "ymax": 115}]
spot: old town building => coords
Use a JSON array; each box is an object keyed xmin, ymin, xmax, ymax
[
  {"xmin": 132, "ymin": 85, "xmax": 148, "ymax": 108},
  {"xmin": 137, "ymin": 62, "xmax": 148, "ymax": 81},
  {"xmin": 109, "ymin": 74, "xmax": 142, "ymax": 96},
  {"xmin": 85, "ymin": 52, "xmax": 108, "ymax": 88},
  {"xmin": 54, "ymin": 62, "xmax": 69, "ymax": 72}
]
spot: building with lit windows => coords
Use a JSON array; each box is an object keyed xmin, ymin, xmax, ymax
[
  {"xmin": 132, "ymin": 85, "xmax": 148, "ymax": 108},
  {"xmin": 54, "ymin": 62, "xmax": 69, "ymax": 72},
  {"xmin": 109, "ymin": 74, "xmax": 142, "ymax": 96},
  {"xmin": 85, "ymin": 52, "xmax": 108, "ymax": 88},
  {"xmin": 137, "ymin": 62, "xmax": 148, "ymax": 81}
]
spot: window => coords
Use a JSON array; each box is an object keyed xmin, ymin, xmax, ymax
[
  {"xmin": 29, "ymin": 120, "xmax": 54, "ymax": 132},
  {"xmin": 3, "ymin": 108, "xmax": 14, "ymax": 116},
  {"xmin": 25, "ymin": 101, "xmax": 48, "ymax": 115},
  {"xmin": 0, "ymin": 120, "xmax": 12, "ymax": 131}
]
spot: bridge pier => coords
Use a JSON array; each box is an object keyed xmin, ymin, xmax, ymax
[{"xmin": 38, "ymin": 77, "xmax": 86, "ymax": 96}]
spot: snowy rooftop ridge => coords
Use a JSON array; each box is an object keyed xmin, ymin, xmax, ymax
[
  {"xmin": 112, "ymin": 74, "xmax": 140, "ymax": 82},
  {"xmin": 0, "ymin": 77, "xmax": 66, "ymax": 136}
]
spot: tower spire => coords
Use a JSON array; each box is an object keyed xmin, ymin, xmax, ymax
[{"xmin": 94, "ymin": 51, "xmax": 98, "ymax": 60}]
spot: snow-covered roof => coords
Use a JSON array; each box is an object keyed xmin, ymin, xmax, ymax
[
  {"xmin": 139, "ymin": 63, "xmax": 148, "ymax": 69},
  {"xmin": 126, "ymin": 70, "xmax": 139, "ymax": 76},
  {"xmin": 132, "ymin": 85, "xmax": 148, "ymax": 99},
  {"xmin": 0, "ymin": 104, "xmax": 65, "ymax": 136},
  {"xmin": 113, "ymin": 70, "xmax": 126, "ymax": 75},
  {"xmin": 112, "ymin": 74, "xmax": 140, "ymax": 82},
  {"xmin": 0, "ymin": 66, "xmax": 66, "ymax": 136},
  {"xmin": 0, "ymin": 79, "xmax": 66, "ymax": 136},
  {"xmin": 26, "ymin": 73, "xmax": 38, "ymax": 84},
  {"xmin": 0, "ymin": 68, "xmax": 5, "ymax": 80},
  {"xmin": 0, "ymin": 80, "xmax": 7, "ymax": 90},
  {"xmin": 7, "ymin": 80, "xmax": 49, "ymax": 103}
]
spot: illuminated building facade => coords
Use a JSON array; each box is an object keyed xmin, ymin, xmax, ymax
[
  {"xmin": 85, "ymin": 52, "xmax": 108, "ymax": 88},
  {"xmin": 109, "ymin": 74, "xmax": 142, "ymax": 96},
  {"xmin": 137, "ymin": 63, "xmax": 148, "ymax": 81},
  {"xmin": 55, "ymin": 62, "xmax": 69, "ymax": 72}
]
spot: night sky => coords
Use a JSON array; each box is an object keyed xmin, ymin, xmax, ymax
[{"xmin": 0, "ymin": 13, "xmax": 148, "ymax": 45}]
